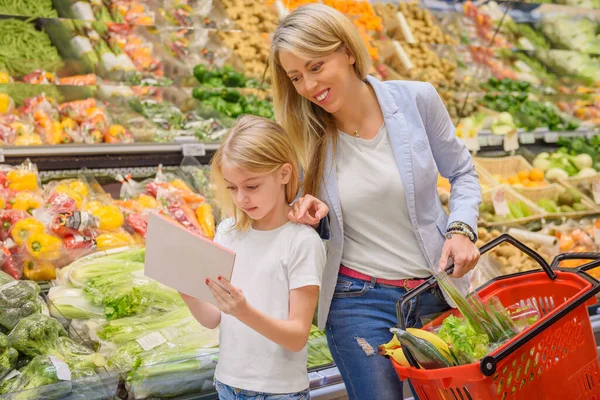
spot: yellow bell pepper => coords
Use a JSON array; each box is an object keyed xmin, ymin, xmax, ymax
[
  {"xmin": 11, "ymin": 218, "xmax": 45, "ymax": 246},
  {"xmin": 92, "ymin": 205, "xmax": 124, "ymax": 230},
  {"xmin": 96, "ymin": 231, "xmax": 134, "ymax": 250},
  {"xmin": 14, "ymin": 134, "xmax": 43, "ymax": 146},
  {"xmin": 23, "ymin": 258, "xmax": 56, "ymax": 281},
  {"xmin": 26, "ymin": 232, "xmax": 63, "ymax": 261},
  {"xmin": 0, "ymin": 196, "xmax": 4, "ymax": 210},
  {"xmin": 137, "ymin": 194, "xmax": 159, "ymax": 209},
  {"xmin": 12, "ymin": 192, "xmax": 42, "ymax": 214},
  {"xmin": 7, "ymin": 170, "xmax": 38, "ymax": 191},
  {"xmin": 84, "ymin": 200, "xmax": 103, "ymax": 214},
  {"xmin": 195, "ymin": 203, "xmax": 215, "ymax": 239},
  {"xmin": 0, "ymin": 93, "xmax": 13, "ymax": 114},
  {"xmin": 0, "ymin": 72, "xmax": 11, "ymax": 84},
  {"xmin": 69, "ymin": 180, "xmax": 89, "ymax": 197}
]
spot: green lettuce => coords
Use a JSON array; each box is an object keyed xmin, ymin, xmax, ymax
[{"xmin": 438, "ymin": 315, "xmax": 490, "ymax": 365}]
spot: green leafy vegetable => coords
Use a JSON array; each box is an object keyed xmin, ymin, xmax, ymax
[
  {"xmin": 0, "ymin": 272, "xmax": 42, "ymax": 330},
  {"xmin": 0, "ymin": 19, "xmax": 63, "ymax": 77},
  {"xmin": 437, "ymin": 315, "xmax": 490, "ymax": 365}
]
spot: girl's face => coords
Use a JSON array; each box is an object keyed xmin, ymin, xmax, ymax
[
  {"xmin": 279, "ymin": 48, "xmax": 356, "ymax": 115},
  {"xmin": 222, "ymin": 164, "xmax": 292, "ymax": 222}
]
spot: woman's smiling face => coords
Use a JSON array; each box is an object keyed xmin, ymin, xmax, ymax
[{"xmin": 278, "ymin": 48, "xmax": 356, "ymax": 115}]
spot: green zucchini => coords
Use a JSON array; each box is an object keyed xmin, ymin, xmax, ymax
[{"xmin": 390, "ymin": 328, "xmax": 453, "ymax": 370}]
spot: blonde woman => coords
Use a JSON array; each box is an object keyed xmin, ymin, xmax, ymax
[
  {"xmin": 270, "ymin": 4, "xmax": 481, "ymax": 399},
  {"xmin": 181, "ymin": 115, "xmax": 326, "ymax": 399}
]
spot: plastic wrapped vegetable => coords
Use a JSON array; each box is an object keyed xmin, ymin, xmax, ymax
[
  {"xmin": 25, "ymin": 231, "xmax": 63, "ymax": 261},
  {"xmin": 0, "ymin": 355, "xmax": 67, "ymax": 397},
  {"xmin": 57, "ymin": 247, "xmax": 145, "ymax": 287},
  {"xmin": 98, "ymin": 308, "xmax": 197, "ymax": 343},
  {"xmin": 0, "ymin": 332, "xmax": 18, "ymax": 380},
  {"xmin": 48, "ymin": 286, "xmax": 105, "ymax": 320},
  {"xmin": 22, "ymin": 258, "xmax": 56, "ymax": 281},
  {"xmin": 0, "ymin": 271, "xmax": 42, "ymax": 330},
  {"xmin": 7, "ymin": 314, "xmax": 68, "ymax": 357},
  {"xmin": 129, "ymin": 342, "xmax": 218, "ymax": 399}
]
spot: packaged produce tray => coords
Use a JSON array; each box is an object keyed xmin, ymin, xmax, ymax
[
  {"xmin": 515, "ymin": 183, "xmax": 600, "ymax": 219},
  {"xmin": 480, "ymin": 185, "xmax": 547, "ymax": 228}
]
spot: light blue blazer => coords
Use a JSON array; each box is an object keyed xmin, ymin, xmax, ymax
[{"xmin": 316, "ymin": 75, "xmax": 482, "ymax": 329}]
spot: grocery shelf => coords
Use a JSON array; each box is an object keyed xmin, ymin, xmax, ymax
[
  {"xmin": 0, "ymin": 142, "xmax": 219, "ymax": 170},
  {"xmin": 420, "ymin": 0, "xmax": 600, "ymax": 21},
  {"xmin": 474, "ymin": 128, "xmax": 598, "ymax": 148}
]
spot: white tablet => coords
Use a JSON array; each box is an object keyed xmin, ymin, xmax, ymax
[{"xmin": 144, "ymin": 211, "xmax": 236, "ymax": 306}]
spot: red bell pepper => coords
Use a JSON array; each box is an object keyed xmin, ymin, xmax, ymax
[
  {"xmin": 0, "ymin": 210, "xmax": 30, "ymax": 241},
  {"xmin": 125, "ymin": 213, "xmax": 148, "ymax": 237},
  {"xmin": 46, "ymin": 193, "xmax": 78, "ymax": 214}
]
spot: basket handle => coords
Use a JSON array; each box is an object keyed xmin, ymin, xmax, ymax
[
  {"xmin": 551, "ymin": 252, "xmax": 600, "ymax": 270},
  {"xmin": 479, "ymin": 255, "xmax": 600, "ymax": 377},
  {"xmin": 395, "ymin": 234, "xmax": 554, "ymax": 370},
  {"xmin": 396, "ymin": 234, "xmax": 553, "ymax": 330}
]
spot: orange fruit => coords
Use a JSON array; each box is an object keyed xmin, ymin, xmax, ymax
[
  {"xmin": 530, "ymin": 168, "xmax": 544, "ymax": 182},
  {"xmin": 507, "ymin": 175, "xmax": 520, "ymax": 185},
  {"xmin": 559, "ymin": 235, "xmax": 575, "ymax": 252},
  {"xmin": 517, "ymin": 171, "xmax": 530, "ymax": 181}
]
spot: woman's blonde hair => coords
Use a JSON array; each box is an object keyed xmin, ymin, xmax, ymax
[
  {"xmin": 270, "ymin": 4, "xmax": 371, "ymax": 197},
  {"xmin": 210, "ymin": 115, "xmax": 300, "ymax": 231}
]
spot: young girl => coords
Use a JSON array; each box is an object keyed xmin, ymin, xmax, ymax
[{"xmin": 180, "ymin": 115, "xmax": 326, "ymax": 400}]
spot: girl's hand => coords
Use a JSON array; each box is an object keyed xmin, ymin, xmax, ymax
[
  {"xmin": 206, "ymin": 277, "xmax": 248, "ymax": 319},
  {"xmin": 439, "ymin": 235, "xmax": 480, "ymax": 278},
  {"xmin": 288, "ymin": 195, "xmax": 328, "ymax": 227}
]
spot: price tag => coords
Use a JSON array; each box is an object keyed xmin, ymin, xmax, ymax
[
  {"xmin": 274, "ymin": 0, "xmax": 288, "ymax": 18},
  {"xmin": 503, "ymin": 131, "xmax": 520, "ymax": 152},
  {"xmin": 49, "ymin": 356, "xmax": 71, "ymax": 381},
  {"xmin": 492, "ymin": 188, "xmax": 510, "ymax": 216},
  {"xmin": 392, "ymin": 41, "xmax": 413, "ymax": 70},
  {"xmin": 520, "ymin": 133, "xmax": 535, "ymax": 144},
  {"xmin": 182, "ymin": 143, "xmax": 206, "ymax": 157},
  {"xmin": 396, "ymin": 12, "xmax": 416, "ymax": 44},
  {"xmin": 136, "ymin": 332, "xmax": 167, "ymax": 351},
  {"xmin": 592, "ymin": 180, "xmax": 600, "ymax": 204},
  {"xmin": 3, "ymin": 369, "xmax": 20, "ymax": 381},
  {"xmin": 487, "ymin": 136, "xmax": 503, "ymax": 146},
  {"xmin": 544, "ymin": 132, "xmax": 559, "ymax": 143},
  {"xmin": 463, "ymin": 137, "xmax": 480, "ymax": 152},
  {"xmin": 478, "ymin": 135, "xmax": 489, "ymax": 147}
]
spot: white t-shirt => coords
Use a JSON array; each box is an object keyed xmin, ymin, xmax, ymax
[
  {"xmin": 336, "ymin": 124, "xmax": 431, "ymax": 280},
  {"xmin": 213, "ymin": 219, "xmax": 326, "ymax": 393}
]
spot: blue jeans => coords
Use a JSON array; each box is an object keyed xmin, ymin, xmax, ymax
[
  {"xmin": 215, "ymin": 380, "xmax": 310, "ymax": 400},
  {"xmin": 325, "ymin": 275, "xmax": 451, "ymax": 400}
]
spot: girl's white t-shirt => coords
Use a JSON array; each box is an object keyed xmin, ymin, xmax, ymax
[{"xmin": 213, "ymin": 219, "xmax": 326, "ymax": 394}]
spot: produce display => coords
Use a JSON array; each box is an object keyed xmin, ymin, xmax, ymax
[{"xmin": 1, "ymin": 0, "xmax": 600, "ymax": 398}]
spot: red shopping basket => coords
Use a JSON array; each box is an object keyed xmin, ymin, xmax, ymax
[{"xmin": 393, "ymin": 234, "xmax": 600, "ymax": 400}]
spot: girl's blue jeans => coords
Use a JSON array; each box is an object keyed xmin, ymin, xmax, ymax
[{"xmin": 215, "ymin": 380, "xmax": 310, "ymax": 400}]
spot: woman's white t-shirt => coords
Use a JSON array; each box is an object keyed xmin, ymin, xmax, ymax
[{"xmin": 213, "ymin": 219, "xmax": 326, "ymax": 393}]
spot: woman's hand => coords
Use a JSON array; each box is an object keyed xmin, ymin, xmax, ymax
[
  {"xmin": 288, "ymin": 195, "xmax": 328, "ymax": 228},
  {"xmin": 439, "ymin": 234, "xmax": 480, "ymax": 278},
  {"xmin": 206, "ymin": 277, "xmax": 249, "ymax": 319}
]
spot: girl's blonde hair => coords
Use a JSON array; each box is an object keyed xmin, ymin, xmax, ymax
[
  {"xmin": 210, "ymin": 115, "xmax": 300, "ymax": 231},
  {"xmin": 270, "ymin": 4, "xmax": 371, "ymax": 197}
]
